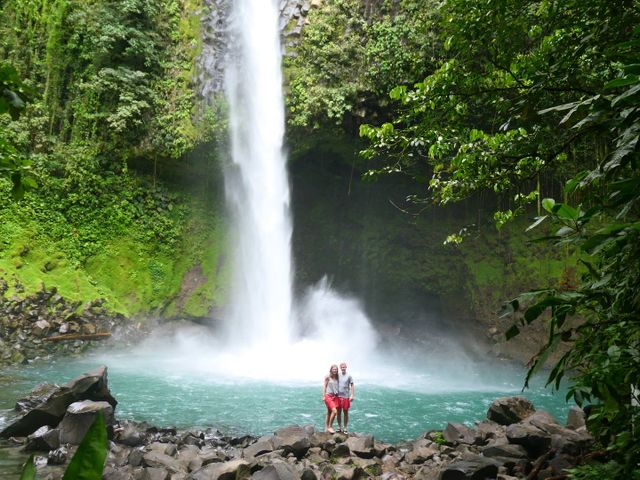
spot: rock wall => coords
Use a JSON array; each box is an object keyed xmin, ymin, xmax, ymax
[{"xmin": 195, "ymin": 0, "xmax": 317, "ymax": 102}]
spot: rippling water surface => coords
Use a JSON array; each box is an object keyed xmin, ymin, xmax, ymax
[{"xmin": 0, "ymin": 352, "xmax": 570, "ymax": 444}]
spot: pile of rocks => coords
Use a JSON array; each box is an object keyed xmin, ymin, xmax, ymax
[
  {"xmin": 0, "ymin": 287, "xmax": 145, "ymax": 366},
  {"xmin": 1, "ymin": 367, "xmax": 593, "ymax": 480}
]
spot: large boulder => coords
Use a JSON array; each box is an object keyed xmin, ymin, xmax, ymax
[
  {"xmin": 58, "ymin": 400, "xmax": 114, "ymax": 445},
  {"xmin": 0, "ymin": 365, "xmax": 117, "ymax": 438},
  {"xmin": 505, "ymin": 423, "xmax": 551, "ymax": 457},
  {"xmin": 252, "ymin": 461, "xmax": 300, "ymax": 480},
  {"xmin": 443, "ymin": 423, "xmax": 482, "ymax": 445},
  {"xmin": 439, "ymin": 456, "xmax": 499, "ymax": 480},
  {"xmin": 272, "ymin": 425, "xmax": 312, "ymax": 458},
  {"xmin": 487, "ymin": 396, "xmax": 535, "ymax": 426},
  {"xmin": 345, "ymin": 435, "xmax": 375, "ymax": 459},
  {"xmin": 188, "ymin": 459, "xmax": 250, "ymax": 480}
]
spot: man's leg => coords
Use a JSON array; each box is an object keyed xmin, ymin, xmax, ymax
[
  {"xmin": 337, "ymin": 407, "xmax": 343, "ymax": 431},
  {"xmin": 344, "ymin": 410, "xmax": 349, "ymax": 432}
]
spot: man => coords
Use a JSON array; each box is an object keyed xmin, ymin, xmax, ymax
[{"xmin": 337, "ymin": 362, "xmax": 355, "ymax": 433}]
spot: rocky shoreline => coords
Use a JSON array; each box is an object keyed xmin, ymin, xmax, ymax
[
  {"xmin": 0, "ymin": 366, "xmax": 594, "ymax": 480},
  {"xmin": 0, "ymin": 287, "xmax": 148, "ymax": 367}
]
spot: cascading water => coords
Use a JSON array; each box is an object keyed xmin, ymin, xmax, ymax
[
  {"xmin": 224, "ymin": 0, "xmax": 294, "ymax": 348},
  {"xmin": 217, "ymin": 0, "xmax": 381, "ymax": 379}
]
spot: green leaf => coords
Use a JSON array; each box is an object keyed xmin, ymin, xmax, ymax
[
  {"xmin": 552, "ymin": 203, "xmax": 580, "ymax": 221},
  {"xmin": 541, "ymin": 198, "xmax": 556, "ymax": 212},
  {"xmin": 604, "ymin": 76, "xmax": 639, "ymax": 89},
  {"xmin": 62, "ymin": 411, "xmax": 108, "ymax": 480},
  {"xmin": 564, "ymin": 171, "xmax": 589, "ymax": 194},
  {"xmin": 19, "ymin": 454, "xmax": 36, "ymax": 480},
  {"xmin": 389, "ymin": 85, "xmax": 407, "ymax": 101},
  {"xmin": 612, "ymin": 83, "xmax": 640, "ymax": 107}
]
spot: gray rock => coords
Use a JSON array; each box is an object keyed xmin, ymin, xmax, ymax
[
  {"xmin": 117, "ymin": 422, "xmax": 147, "ymax": 446},
  {"xmin": 404, "ymin": 439, "xmax": 439, "ymax": 464},
  {"xmin": 58, "ymin": 400, "xmax": 114, "ymax": 445},
  {"xmin": 0, "ymin": 365, "xmax": 117, "ymax": 438},
  {"xmin": 143, "ymin": 450, "xmax": 186, "ymax": 474},
  {"xmin": 129, "ymin": 447, "xmax": 146, "ymax": 467},
  {"xmin": 439, "ymin": 457, "xmax": 499, "ymax": 479},
  {"xmin": 487, "ymin": 397, "xmax": 535, "ymax": 426},
  {"xmin": 300, "ymin": 467, "xmax": 317, "ymax": 480},
  {"xmin": 345, "ymin": 435, "xmax": 375, "ymax": 458},
  {"xmin": 443, "ymin": 423, "xmax": 481, "ymax": 445},
  {"xmin": 505, "ymin": 423, "xmax": 551, "ymax": 457},
  {"xmin": 47, "ymin": 446, "xmax": 68, "ymax": 465},
  {"xmin": 273, "ymin": 425, "xmax": 311, "ymax": 458},
  {"xmin": 24, "ymin": 425, "xmax": 60, "ymax": 451},
  {"xmin": 566, "ymin": 407, "xmax": 586, "ymax": 430},
  {"xmin": 331, "ymin": 443, "xmax": 350, "ymax": 458},
  {"xmin": 142, "ymin": 467, "xmax": 170, "ymax": 480},
  {"xmin": 252, "ymin": 461, "xmax": 300, "ymax": 480},
  {"xmin": 189, "ymin": 459, "xmax": 250, "ymax": 480},
  {"xmin": 481, "ymin": 444, "xmax": 528, "ymax": 459},
  {"xmin": 244, "ymin": 439, "xmax": 275, "ymax": 459}
]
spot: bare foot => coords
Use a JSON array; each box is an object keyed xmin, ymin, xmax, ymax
[{"xmin": 326, "ymin": 428, "xmax": 335, "ymax": 433}]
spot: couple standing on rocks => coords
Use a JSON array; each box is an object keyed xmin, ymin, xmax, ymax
[{"xmin": 322, "ymin": 362, "xmax": 355, "ymax": 434}]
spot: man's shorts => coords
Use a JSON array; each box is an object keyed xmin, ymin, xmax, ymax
[
  {"xmin": 324, "ymin": 394, "xmax": 339, "ymax": 410},
  {"xmin": 338, "ymin": 397, "xmax": 351, "ymax": 410}
]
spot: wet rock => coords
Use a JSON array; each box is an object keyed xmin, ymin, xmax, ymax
[
  {"xmin": 0, "ymin": 365, "xmax": 116, "ymax": 438},
  {"xmin": 487, "ymin": 397, "xmax": 535, "ymax": 426}
]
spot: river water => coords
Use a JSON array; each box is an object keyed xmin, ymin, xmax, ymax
[{"xmin": 0, "ymin": 349, "xmax": 570, "ymax": 445}]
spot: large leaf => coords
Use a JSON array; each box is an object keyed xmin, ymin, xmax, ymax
[
  {"xmin": 62, "ymin": 412, "xmax": 108, "ymax": 480},
  {"xmin": 19, "ymin": 454, "xmax": 36, "ymax": 480}
]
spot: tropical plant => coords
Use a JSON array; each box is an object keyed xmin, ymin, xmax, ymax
[
  {"xmin": 20, "ymin": 411, "xmax": 108, "ymax": 480},
  {"xmin": 360, "ymin": 0, "xmax": 640, "ymax": 476}
]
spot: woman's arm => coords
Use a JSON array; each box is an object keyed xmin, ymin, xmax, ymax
[{"xmin": 322, "ymin": 375, "xmax": 328, "ymax": 397}]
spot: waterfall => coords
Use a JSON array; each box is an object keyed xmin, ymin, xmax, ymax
[{"xmin": 224, "ymin": 0, "xmax": 294, "ymax": 347}]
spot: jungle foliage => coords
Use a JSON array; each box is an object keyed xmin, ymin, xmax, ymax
[
  {"xmin": 285, "ymin": 0, "xmax": 439, "ymax": 129},
  {"xmin": 358, "ymin": 0, "xmax": 640, "ymax": 476},
  {"xmin": 0, "ymin": 0, "xmax": 227, "ymax": 315}
]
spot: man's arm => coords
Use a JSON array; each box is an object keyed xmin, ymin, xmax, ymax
[{"xmin": 350, "ymin": 379, "xmax": 355, "ymax": 400}]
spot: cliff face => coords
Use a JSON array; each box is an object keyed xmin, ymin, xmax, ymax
[{"xmin": 288, "ymin": 133, "xmax": 572, "ymax": 364}]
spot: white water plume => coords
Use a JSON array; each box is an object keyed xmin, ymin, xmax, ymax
[
  {"xmin": 224, "ymin": 0, "xmax": 294, "ymax": 347},
  {"xmin": 221, "ymin": 0, "xmax": 380, "ymax": 375},
  {"xmin": 129, "ymin": 0, "xmax": 494, "ymax": 392}
]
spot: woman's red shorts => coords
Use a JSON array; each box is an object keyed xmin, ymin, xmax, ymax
[{"xmin": 324, "ymin": 394, "xmax": 339, "ymax": 410}]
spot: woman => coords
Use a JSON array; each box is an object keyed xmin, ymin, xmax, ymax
[{"xmin": 322, "ymin": 364, "xmax": 340, "ymax": 433}]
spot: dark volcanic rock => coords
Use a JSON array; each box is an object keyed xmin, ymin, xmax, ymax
[
  {"xmin": 439, "ymin": 457, "xmax": 499, "ymax": 479},
  {"xmin": 0, "ymin": 365, "xmax": 116, "ymax": 438},
  {"xmin": 487, "ymin": 396, "xmax": 535, "ymax": 426}
]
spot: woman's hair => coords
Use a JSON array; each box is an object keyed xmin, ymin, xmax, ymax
[{"xmin": 329, "ymin": 364, "xmax": 338, "ymax": 378}]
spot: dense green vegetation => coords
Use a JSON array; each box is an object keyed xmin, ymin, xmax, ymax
[
  {"xmin": 0, "ymin": 0, "xmax": 229, "ymax": 316},
  {"xmin": 2, "ymin": 0, "xmax": 639, "ymax": 476},
  {"xmin": 344, "ymin": 0, "xmax": 639, "ymax": 477}
]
